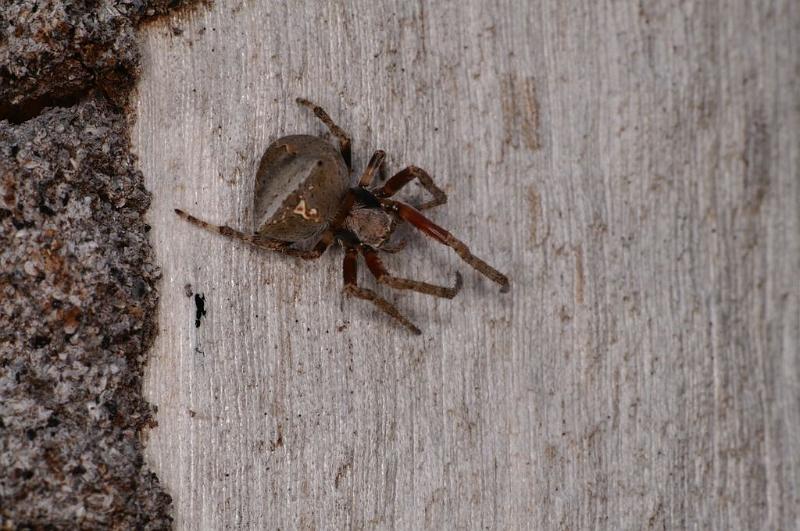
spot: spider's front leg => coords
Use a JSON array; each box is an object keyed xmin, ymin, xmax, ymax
[
  {"xmin": 342, "ymin": 246, "xmax": 421, "ymax": 335},
  {"xmin": 359, "ymin": 245, "xmax": 462, "ymax": 299},
  {"xmin": 296, "ymin": 98, "xmax": 352, "ymax": 171},
  {"xmin": 380, "ymin": 200, "xmax": 510, "ymax": 292},
  {"xmin": 358, "ymin": 150, "xmax": 385, "ymax": 187},
  {"xmin": 373, "ymin": 165, "xmax": 447, "ymax": 210},
  {"xmin": 174, "ymin": 209, "xmax": 328, "ymax": 259}
]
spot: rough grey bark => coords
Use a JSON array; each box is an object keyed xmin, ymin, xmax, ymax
[
  {"xmin": 0, "ymin": 0, "xmax": 198, "ymax": 528},
  {"xmin": 0, "ymin": 99, "xmax": 170, "ymax": 529},
  {"xmin": 0, "ymin": 0, "xmax": 194, "ymax": 123},
  {"xmin": 135, "ymin": 0, "xmax": 798, "ymax": 529}
]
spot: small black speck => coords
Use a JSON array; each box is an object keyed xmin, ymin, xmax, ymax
[
  {"xmin": 11, "ymin": 217, "xmax": 33, "ymax": 230},
  {"xmin": 132, "ymin": 278, "xmax": 147, "ymax": 298},
  {"xmin": 110, "ymin": 267, "xmax": 125, "ymax": 283},
  {"xmin": 20, "ymin": 469, "xmax": 34, "ymax": 480},
  {"xmin": 71, "ymin": 465, "xmax": 86, "ymax": 475},
  {"xmin": 105, "ymin": 400, "xmax": 118, "ymax": 418},
  {"xmin": 143, "ymin": 224, "xmax": 151, "ymax": 233},
  {"xmin": 39, "ymin": 203, "xmax": 55, "ymax": 216},
  {"xmin": 194, "ymin": 293, "xmax": 207, "ymax": 328},
  {"xmin": 10, "ymin": 145, "xmax": 19, "ymax": 156},
  {"xmin": 26, "ymin": 428, "xmax": 37, "ymax": 440},
  {"xmin": 29, "ymin": 335, "xmax": 50, "ymax": 349},
  {"xmin": 46, "ymin": 416, "xmax": 60, "ymax": 428}
]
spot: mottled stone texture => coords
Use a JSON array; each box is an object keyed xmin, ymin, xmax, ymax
[
  {"xmin": 0, "ymin": 99, "xmax": 169, "ymax": 529},
  {"xmin": 0, "ymin": 0, "xmax": 186, "ymax": 122},
  {"xmin": 0, "ymin": 0, "xmax": 194, "ymax": 528}
]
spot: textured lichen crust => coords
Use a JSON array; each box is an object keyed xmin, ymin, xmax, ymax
[
  {"xmin": 0, "ymin": 0, "xmax": 199, "ymax": 528},
  {"xmin": 0, "ymin": 98, "xmax": 171, "ymax": 529},
  {"xmin": 0, "ymin": 0, "xmax": 190, "ymax": 122}
]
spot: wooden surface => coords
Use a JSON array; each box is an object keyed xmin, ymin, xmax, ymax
[{"xmin": 133, "ymin": 1, "xmax": 799, "ymax": 528}]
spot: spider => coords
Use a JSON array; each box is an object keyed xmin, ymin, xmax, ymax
[{"xmin": 175, "ymin": 98, "xmax": 510, "ymax": 334}]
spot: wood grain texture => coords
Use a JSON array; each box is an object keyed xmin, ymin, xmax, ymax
[{"xmin": 133, "ymin": 1, "xmax": 799, "ymax": 528}]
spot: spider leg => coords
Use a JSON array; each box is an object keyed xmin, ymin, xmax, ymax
[
  {"xmin": 296, "ymin": 98, "xmax": 352, "ymax": 170},
  {"xmin": 381, "ymin": 200, "xmax": 510, "ymax": 292},
  {"xmin": 358, "ymin": 150, "xmax": 386, "ymax": 187},
  {"xmin": 373, "ymin": 165, "xmax": 447, "ymax": 210},
  {"xmin": 360, "ymin": 245, "xmax": 462, "ymax": 299},
  {"xmin": 175, "ymin": 209, "xmax": 328, "ymax": 260},
  {"xmin": 342, "ymin": 246, "xmax": 421, "ymax": 335}
]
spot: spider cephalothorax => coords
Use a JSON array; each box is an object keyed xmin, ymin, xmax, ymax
[
  {"xmin": 344, "ymin": 201, "xmax": 397, "ymax": 248},
  {"xmin": 176, "ymin": 98, "xmax": 509, "ymax": 334}
]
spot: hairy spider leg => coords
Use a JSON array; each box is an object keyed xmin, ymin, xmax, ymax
[
  {"xmin": 380, "ymin": 200, "xmax": 511, "ymax": 292},
  {"xmin": 374, "ymin": 165, "xmax": 448, "ymax": 210},
  {"xmin": 174, "ymin": 209, "xmax": 327, "ymax": 260},
  {"xmin": 360, "ymin": 245, "xmax": 462, "ymax": 299},
  {"xmin": 342, "ymin": 246, "xmax": 421, "ymax": 334},
  {"xmin": 296, "ymin": 98, "xmax": 352, "ymax": 171},
  {"xmin": 358, "ymin": 150, "xmax": 386, "ymax": 187}
]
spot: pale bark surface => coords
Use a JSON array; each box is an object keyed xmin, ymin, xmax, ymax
[{"xmin": 133, "ymin": 1, "xmax": 799, "ymax": 528}]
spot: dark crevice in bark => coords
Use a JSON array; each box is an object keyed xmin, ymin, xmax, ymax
[{"xmin": 0, "ymin": 89, "xmax": 86, "ymax": 124}]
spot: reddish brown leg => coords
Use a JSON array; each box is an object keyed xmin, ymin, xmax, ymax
[
  {"xmin": 175, "ymin": 209, "xmax": 329, "ymax": 260},
  {"xmin": 342, "ymin": 247, "xmax": 421, "ymax": 334},
  {"xmin": 358, "ymin": 150, "xmax": 386, "ymax": 187},
  {"xmin": 374, "ymin": 165, "xmax": 447, "ymax": 210},
  {"xmin": 360, "ymin": 245, "xmax": 462, "ymax": 299},
  {"xmin": 296, "ymin": 98, "xmax": 352, "ymax": 170},
  {"xmin": 381, "ymin": 200, "xmax": 510, "ymax": 292}
]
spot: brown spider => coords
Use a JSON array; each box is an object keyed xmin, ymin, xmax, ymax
[{"xmin": 175, "ymin": 98, "xmax": 509, "ymax": 334}]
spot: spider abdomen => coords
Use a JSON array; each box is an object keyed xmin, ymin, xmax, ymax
[{"xmin": 253, "ymin": 134, "xmax": 350, "ymax": 243}]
